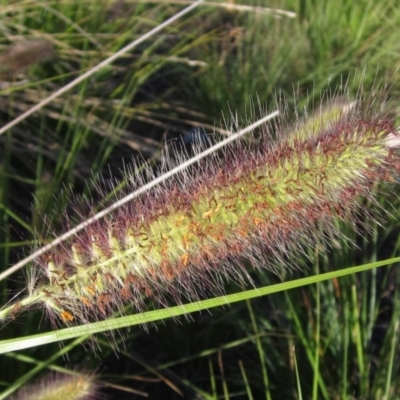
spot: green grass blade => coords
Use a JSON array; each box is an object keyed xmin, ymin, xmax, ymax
[{"xmin": 1, "ymin": 257, "xmax": 399, "ymax": 355}]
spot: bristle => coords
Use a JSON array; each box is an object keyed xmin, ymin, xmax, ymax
[{"xmin": 1, "ymin": 97, "xmax": 399, "ymax": 326}]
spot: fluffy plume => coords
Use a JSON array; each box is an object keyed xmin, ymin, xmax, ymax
[
  {"xmin": 1, "ymin": 97, "xmax": 399, "ymax": 326},
  {"xmin": 9, "ymin": 371, "xmax": 100, "ymax": 400}
]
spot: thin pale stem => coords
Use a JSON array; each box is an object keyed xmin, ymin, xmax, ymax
[
  {"xmin": 0, "ymin": 111, "xmax": 279, "ymax": 282},
  {"xmin": 0, "ymin": 0, "xmax": 204, "ymax": 136}
]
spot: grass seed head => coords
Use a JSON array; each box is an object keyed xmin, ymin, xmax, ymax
[
  {"xmin": 2, "ymin": 95, "xmax": 400, "ymax": 327},
  {"xmin": 0, "ymin": 40, "xmax": 54, "ymax": 79},
  {"xmin": 9, "ymin": 371, "xmax": 100, "ymax": 400}
]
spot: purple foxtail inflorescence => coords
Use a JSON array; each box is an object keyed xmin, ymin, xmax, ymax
[{"xmin": 1, "ymin": 97, "xmax": 400, "ymax": 326}]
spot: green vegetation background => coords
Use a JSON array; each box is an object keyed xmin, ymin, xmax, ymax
[{"xmin": 1, "ymin": 0, "xmax": 400, "ymax": 399}]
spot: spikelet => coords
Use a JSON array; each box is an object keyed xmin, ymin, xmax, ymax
[{"xmin": 1, "ymin": 96, "xmax": 399, "ymax": 326}]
